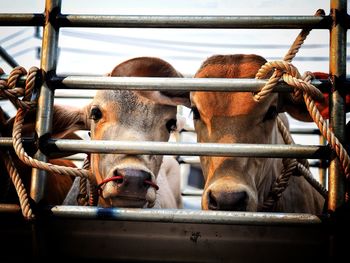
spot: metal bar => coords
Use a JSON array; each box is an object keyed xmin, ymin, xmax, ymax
[
  {"xmin": 0, "ymin": 136, "xmax": 329, "ymax": 159},
  {"xmin": 0, "ymin": 204, "xmax": 21, "ymax": 213},
  {"xmin": 0, "ymin": 13, "xmax": 44, "ymax": 26},
  {"xmin": 46, "ymin": 139, "xmax": 329, "ymax": 159},
  {"xmin": 178, "ymin": 156, "xmax": 326, "ymax": 167},
  {"xmin": 51, "ymin": 75, "xmax": 330, "ymax": 91},
  {"xmin": 182, "ymin": 127, "xmax": 321, "ymax": 135},
  {"xmin": 57, "ymin": 14, "xmax": 331, "ymax": 29},
  {"xmin": 0, "ymin": 204, "xmax": 322, "ymax": 225},
  {"xmin": 0, "ymin": 45, "xmax": 19, "ymax": 67},
  {"xmin": 30, "ymin": 0, "xmax": 61, "ymax": 204},
  {"xmin": 52, "ymin": 206, "xmax": 322, "ymax": 225},
  {"xmin": 0, "ymin": 13, "xmax": 332, "ymax": 29},
  {"xmin": 1, "ymin": 74, "xmax": 338, "ymax": 91},
  {"xmin": 328, "ymin": 0, "xmax": 347, "ymax": 212}
]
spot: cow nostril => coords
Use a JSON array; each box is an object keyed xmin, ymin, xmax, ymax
[
  {"xmin": 207, "ymin": 190, "xmax": 248, "ymax": 211},
  {"xmin": 115, "ymin": 176, "xmax": 124, "ymax": 186},
  {"xmin": 143, "ymin": 174, "xmax": 153, "ymax": 188},
  {"xmin": 208, "ymin": 190, "xmax": 218, "ymax": 210},
  {"xmin": 113, "ymin": 170, "xmax": 124, "ymax": 186}
]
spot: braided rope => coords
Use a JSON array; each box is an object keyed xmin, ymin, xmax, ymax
[
  {"xmin": 254, "ymin": 61, "xmax": 323, "ymax": 102},
  {"xmin": 12, "ymin": 108, "xmax": 93, "ymax": 180},
  {"xmin": 1, "ymin": 151, "xmax": 34, "ymax": 220},
  {"xmin": 276, "ymin": 116, "xmax": 310, "ymax": 169},
  {"xmin": 260, "ymin": 158, "xmax": 298, "ymax": 211},
  {"xmin": 2, "ymin": 66, "xmax": 98, "ymax": 219},
  {"xmin": 0, "ymin": 66, "xmax": 35, "ymax": 109},
  {"xmin": 77, "ymin": 155, "xmax": 98, "ymax": 206},
  {"xmin": 258, "ymin": 9, "xmax": 337, "ymax": 210},
  {"xmin": 302, "ymin": 78, "xmax": 350, "ymax": 179},
  {"xmin": 283, "ymin": 9, "xmax": 325, "ymax": 63},
  {"xmin": 77, "ymin": 157, "xmax": 89, "ymax": 206},
  {"xmin": 297, "ymin": 162, "xmax": 328, "ymax": 198},
  {"xmin": 89, "ymin": 178, "xmax": 98, "ymax": 206}
]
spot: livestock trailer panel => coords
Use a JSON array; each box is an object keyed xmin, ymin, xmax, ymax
[{"xmin": 0, "ymin": 205, "xmax": 329, "ymax": 263}]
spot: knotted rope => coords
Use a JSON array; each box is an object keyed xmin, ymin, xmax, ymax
[
  {"xmin": 0, "ymin": 66, "xmax": 38, "ymax": 219},
  {"xmin": 0, "ymin": 66, "xmax": 95, "ymax": 219},
  {"xmin": 257, "ymin": 9, "xmax": 349, "ymax": 210}
]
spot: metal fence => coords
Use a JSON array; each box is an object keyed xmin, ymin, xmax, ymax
[{"xmin": 0, "ymin": 0, "xmax": 348, "ymax": 262}]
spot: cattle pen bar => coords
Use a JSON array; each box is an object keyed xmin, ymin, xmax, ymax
[{"xmin": 0, "ymin": 0, "xmax": 349, "ymax": 262}]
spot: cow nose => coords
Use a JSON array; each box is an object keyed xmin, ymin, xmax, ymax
[
  {"xmin": 207, "ymin": 190, "xmax": 248, "ymax": 211},
  {"xmin": 114, "ymin": 168, "xmax": 152, "ymax": 193}
]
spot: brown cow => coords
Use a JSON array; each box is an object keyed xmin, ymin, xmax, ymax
[
  {"xmin": 62, "ymin": 57, "xmax": 186, "ymax": 209},
  {"xmin": 190, "ymin": 54, "xmax": 325, "ymax": 213},
  {"xmin": 0, "ymin": 106, "xmax": 75, "ymax": 206}
]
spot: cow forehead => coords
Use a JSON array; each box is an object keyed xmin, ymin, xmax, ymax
[
  {"xmin": 92, "ymin": 90, "xmax": 177, "ymax": 131},
  {"xmin": 191, "ymin": 91, "xmax": 258, "ymax": 118}
]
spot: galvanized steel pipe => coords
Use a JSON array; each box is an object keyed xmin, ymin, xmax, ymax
[
  {"xmin": 51, "ymin": 205, "xmax": 322, "ymax": 225},
  {"xmin": 30, "ymin": 0, "xmax": 61, "ymax": 204},
  {"xmin": 57, "ymin": 14, "xmax": 331, "ymax": 29},
  {"xmin": 47, "ymin": 139, "xmax": 329, "ymax": 159},
  {"xmin": 51, "ymin": 76, "xmax": 329, "ymax": 92}
]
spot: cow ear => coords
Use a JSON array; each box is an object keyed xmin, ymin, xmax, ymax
[
  {"xmin": 135, "ymin": 91, "xmax": 191, "ymax": 108},
  {"xmin": 51, "ymin": 104, "xmax": 91, "ymax": 138},
  {"xmin": 277, "ymin": 95, "xmax": 316, "ymax": 122},
  {"xmin": 277, "ymin": 72, "xmax": 331, "ymax": 122}
]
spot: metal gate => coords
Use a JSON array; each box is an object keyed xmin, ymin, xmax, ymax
[{"xmin": 0, "ymin": 0, "xmax": 348, "ymax": 262}]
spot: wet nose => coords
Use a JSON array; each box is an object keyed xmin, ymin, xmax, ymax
[
  {"xmin": 207, "ymin": 190, "xmax": 248, "ymax": 211},
  {"xmin": 113, "ymin": 168, "xmax": 152, "ymax": 193}
]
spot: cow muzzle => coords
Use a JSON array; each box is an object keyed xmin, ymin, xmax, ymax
[
  {"xmin": 98, "ymin": 168, "xmax": 159, "ymax": 208},
  {"xmin": 202, "ymin": 180, "xmax": 257, "ymax": 211}
]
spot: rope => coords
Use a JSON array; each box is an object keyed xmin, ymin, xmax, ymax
[
  {"xmin": 0, "ymin": 151, "xmax": 34, "ymax": 220},
  {"xmin": 257, "ymin": 9, "xmax": 344, "ymax": 210},
  {"xmin": 12, "ymin": 107, "xmax": 93, "ymax": 180},
  {"xmin": 77, "ymin": 155, "xmax": 98, "ymax": 206},
  {"xmin": 77, "ymin": 157, "xmax": 89, "ymax": 206},
  {"xmin": 260, "ymin": 158, "xmax": 298, "ymax": 211},
  {"xmin": 0, "ymin": 66, "xmax": 96, "ymax": 218}
]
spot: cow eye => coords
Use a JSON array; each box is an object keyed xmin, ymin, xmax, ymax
[
  {"xmin": 90, "ymin": 106, "xmax": 103, "ymax": 121},
  {"xmin": 166, "ymin": 119, "xmax": 177, "ymax": 133},
  {"xmin": 263, "ymin": 106, "xmax": 278, "ymax": 122},
  {"xmin": 191, "ymin": 107, "xmax": 201, "ymax": 120}
]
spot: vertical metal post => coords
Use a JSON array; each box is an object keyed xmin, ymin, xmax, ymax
[
  {"xmin": 318, "ymin": 136, "xmax": 327, "ymax": 187},
  {"xmin": 30, "ymin": 0, "xmax": 61, "ymax": 203},
  {"xmin": 328, "ymin": 0, "xmax": 347, "ymax": 212}
]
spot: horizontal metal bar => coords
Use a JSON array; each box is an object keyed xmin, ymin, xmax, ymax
[
  {"xmin": 51, "ymin": 76, "xmax": 328, "ymax": 92},
  {"xmin": 290, "ymin": 127, "xmax": 321, "ymax": 135},
  {"xmin": 0, "ymin": 204, "xmax": 21, "ymax": 214},
  {"xmin": 47, "ymin": 139, "xmax": 329, "ymax": 159},
  {"xmin": 0, "ymin": 13, "xmax": 333, "ymax": 29},
  {"xmin": 0, "ymin": 13, "xmax": 44, "ymax": 26},
  {"xmin": 57, "ymin": 14, "xmax": 331, "ymax": 29},
  {"xmin": 178, "ymin": 156, "xmax": 326, "ymax": 167},
  {"xmin": 182, "ymin": 127, "xmax": 322, "ymax": 135},
  {"xmin": 0, "ymin": 137, "xmax": 330, "ymax": 159},
  {"xmin": 0, "ymin": 74, "xmax": 341, "ymax": 92},
  {"xmin": 53, "ymin": 206, "xmax": 323, "ymax": 225},
  {"xmin": 0, "ymin": 204, "xmax": 322, "ymax": 225}
]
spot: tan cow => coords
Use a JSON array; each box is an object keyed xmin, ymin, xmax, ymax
[
  {"xmin": 190, "ymin": 54, "xmax": 325, "ymax": 213},
  {"xmin": 62, "ymin": 57, "xmax": 186, "ymax": 209}
]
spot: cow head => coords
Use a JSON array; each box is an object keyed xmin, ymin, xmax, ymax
[
  {"xmin": 190, "ymin": 54, "xmax": 326, "ymax": 211},
  {"xmin": 57, "ymin": 57, "xmax": 188, "ymax": 208}
]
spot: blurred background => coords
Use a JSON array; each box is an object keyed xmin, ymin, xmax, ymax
[{"xmin": 1, "ymin": 0, "xmax": 349, "ymax": 208}]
